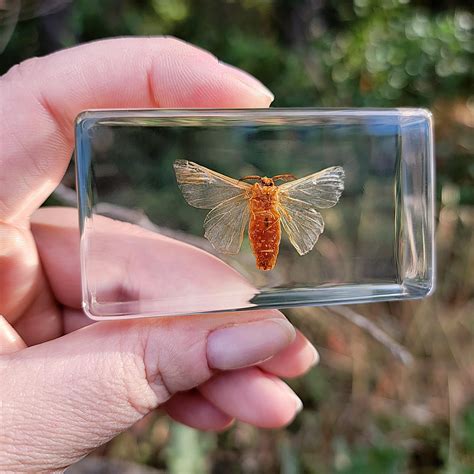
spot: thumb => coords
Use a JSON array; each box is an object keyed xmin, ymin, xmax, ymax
[{"xmin": 0, "ymin": 311, "xmax": 295, "ymax": 472}]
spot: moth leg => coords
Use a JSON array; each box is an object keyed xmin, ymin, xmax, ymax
[
  {"xmin": 265, "ymin": 219, "xmax": 280, "ymax": 231},
  {"xmin": 265, "ymin": 209, "xmax": 281, "ymax": 230}
]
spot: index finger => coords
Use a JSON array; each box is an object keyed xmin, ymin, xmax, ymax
[{"xmin": 0, "ymin": 37, "xmax": 273, "ymax": 224}]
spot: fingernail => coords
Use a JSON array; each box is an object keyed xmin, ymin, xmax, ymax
[
  {"xmin": 207, "ymin": 317, "xmax": 295, "ymax": 370},
  {"xmin": 219, "ymin": 61, "xmax": 275, "ymax": 103},
  {"xmin": 272, "ymin": 377, "xmax": 303, "ymax": 414},
  {"xmin": 294, "ymin": 395, "xmax": 304, "ymax": 414},
  {"xmin": 310, "ymin": 345, "xmax": 320, "ymax": 367}
]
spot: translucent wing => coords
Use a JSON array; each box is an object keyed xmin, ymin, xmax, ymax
[
  {"xmin": 278, "ymin": 166, "xmax": 344, "ymax": 255},
  {"xmin": 279, "ymin": 166, "xmax": 345, "ymax": 209},
  {"xmin": 204, "ymin": 195, "xmax": 250, "ymax": 254},
  {"xmin": 173, "ymin": 160, "xmax": 251, "ymax": 254},
  {"xmin": 279, "ymin": 197, "xmax": 325, "ymax": 255},
  {"xmin": 173, "ymin": 159, "xmax": 251, "ymax": 209}
]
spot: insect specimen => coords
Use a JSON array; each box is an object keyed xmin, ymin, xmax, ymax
[{"xmin": 173, "ymin": 160, "xmax": 345, "ymax": 271}]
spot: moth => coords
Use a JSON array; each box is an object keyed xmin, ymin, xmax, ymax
[{"xmin": 173, "ymin": 160, "xmax": 345, "ymax": 271}]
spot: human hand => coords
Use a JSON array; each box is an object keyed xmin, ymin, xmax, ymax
[{"xmin": 0, "ymin": 38, "xmax": 318, "ymax": 473}]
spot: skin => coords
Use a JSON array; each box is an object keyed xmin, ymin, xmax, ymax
[{"xmin": 0, "ymin": 37, "xmax": 319, "ymax": 473}]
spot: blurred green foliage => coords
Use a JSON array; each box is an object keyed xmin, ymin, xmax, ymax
[
  {"xmin": 1, "ymin": 1, "xmax": 473, "ymax": 473},
  {"xmin": 2, "ymin": 0, "xmax": 473, "ymax": 206},
  {"xmin": 333, "ymin": 438, "xmax": 407, "ymax": 473},
  {"xmin": 166, "ymin": 424, "xmax": 215, "ymax": 474},
  {"xmin": 4, "ymin": 0, "xmax": 472, "ymax": 107}
]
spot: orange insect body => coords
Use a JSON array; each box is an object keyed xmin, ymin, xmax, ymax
[{"xmin": 248, "ymin": 179, "xmax": 282, "ymax": 271}]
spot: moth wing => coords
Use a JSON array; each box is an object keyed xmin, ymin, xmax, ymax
[
  {"xmin": 278, "ymin": 196, "xmax": 325, "ymax": 256},
  {"xmin": 204, "ymin": 194, "xmax": 250, "ymax": 254},
  {"xmin": 173, "ymin": 159, "xmax": 251, "ymax": 209},
  {"xmin": 279, "ymin": 166, "xmax": 345, "ymax": 209}
]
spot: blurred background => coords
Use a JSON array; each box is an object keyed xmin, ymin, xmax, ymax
[{"xmin": 1, "ymin": 1, "xmax": 473, "ymax": 473}]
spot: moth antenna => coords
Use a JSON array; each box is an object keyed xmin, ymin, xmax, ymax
[
  {"xmin": 239, "ymin": 175, "xmax": 261, "ymax": 183},
  {"xmin": 272, "ymin": 173, "xmax": 297, "ymax": 182}
]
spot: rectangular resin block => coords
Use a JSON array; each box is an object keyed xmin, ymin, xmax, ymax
[{"xmin": 75, "ymin": 108, "xmax": 435, "ymax": 319}]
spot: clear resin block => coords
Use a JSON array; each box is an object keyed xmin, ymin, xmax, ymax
[{"xmin": 75, "ymin": 109, "xmax": 435, "ymax": 319}]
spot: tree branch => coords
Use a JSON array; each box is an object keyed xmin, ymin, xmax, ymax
[
  {"xmin": 327, "ymin": 306, "xmax": 414, "ymax": 366},
  {"xmin": 52, "ymin": 184, "xmax": 216, "ymax": 253}
]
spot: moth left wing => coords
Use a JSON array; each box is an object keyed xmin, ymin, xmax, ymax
[
  {"xmin": 278, "ymin": 196, "xmax": 325, "ymax": 256},
  {"xmin": 204, "ymin": 194, "xmax": 250, "ymax": 254},
  {"xmin": 173, "ymin": 159, "xmax": 251, "ymax": 209},
  {"xmin": 278, "ymin": 166, "xmax": 345, "ymax": 209},
  {"xmin": 173, "ymin": 160, "xmax": 251, "ymax": 255}
]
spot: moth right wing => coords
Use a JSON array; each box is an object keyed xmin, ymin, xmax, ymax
[
  {"xmin": 278, "ymin": 166, "xmax": 344, "ymax": 255},
  {"xmin": 278, "ymin": 196, "xmax": 325, "ymax": 256},
  {"xmin": 278, "ymin": 166, "xmax": 345, "ymax": 209},
  {"xmin": 173, "ymin": 159, "xmax": 251, "ymax": 209}
]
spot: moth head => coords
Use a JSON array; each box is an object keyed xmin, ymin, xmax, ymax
[{"xmin": 260, "ymin": 177, "xmax": 274, "ymax": 187}]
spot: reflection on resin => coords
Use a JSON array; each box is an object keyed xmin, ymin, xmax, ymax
[{"xmin": 173, "ymin": 160, "xmax": 345, "ymax": 271}]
